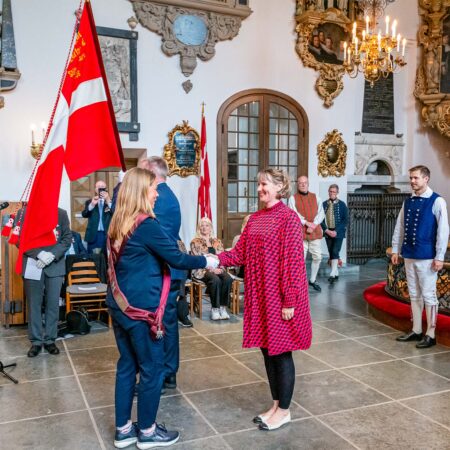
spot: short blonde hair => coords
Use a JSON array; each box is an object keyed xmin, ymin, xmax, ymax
[
  {"xmin": 257, "ymin": 168, "xmax": 291, "ymax": 199},
  {"xmin": 196, "ymin": 217, "xmax": 214, "ymax": 238},
  {"xmin": 108, "ymin": 167, "xmax": 156, "ymax": 243}
]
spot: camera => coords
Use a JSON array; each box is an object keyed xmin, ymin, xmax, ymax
[{"xmin": 98, "ymin": 187, "xmax": 107, "ymax": 195}]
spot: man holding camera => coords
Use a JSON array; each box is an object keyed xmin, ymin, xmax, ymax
[{"xmin": 82, "ymin": 180, "xmax": 112, "ymax": 254}]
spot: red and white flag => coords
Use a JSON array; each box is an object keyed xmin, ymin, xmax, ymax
[
  {"xmin": 197, "ymin": 106, "xmax": 212, "ymax": 222},
  {"xmin": 16, "ymin": 0, "xmax": 124, "ymax": 272}
]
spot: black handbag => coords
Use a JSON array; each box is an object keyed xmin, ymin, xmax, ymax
[{"xmin": 66, "ymin": 310, "xmax": 91, "ymax": 335}]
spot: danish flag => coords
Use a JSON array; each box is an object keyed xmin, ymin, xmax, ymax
[{"xmin": 16, "ymin": 0, "xmax": 125, "ymax": 272}]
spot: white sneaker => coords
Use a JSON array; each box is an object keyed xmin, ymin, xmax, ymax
[
  {"xmin": 219, "ymin": 306, "xmax": 230, "ymax": 320},
  {"xmin": 211, "ymin": 308, "xmax": 221, "ymax": 321}
]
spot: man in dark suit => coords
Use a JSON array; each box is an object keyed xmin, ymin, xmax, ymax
[
  {"xmin": 146, "ymin": 156, "xmax": 190, "ymax": 390},
  {"xmin": 66, "ymin": 230, "xmax": 87, "ymax": 255},
  {"xmin": 81, "ymin": 180, "xmax": 112, "ymax": 253},
  {"xmin": 19, "ymin": 208, "xmax": 72, "ymax": 357}
]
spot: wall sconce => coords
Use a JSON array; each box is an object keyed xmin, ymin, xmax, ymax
[{"xmin": 30, "ymin": 123, "xmax": 46, "ymax": 159}]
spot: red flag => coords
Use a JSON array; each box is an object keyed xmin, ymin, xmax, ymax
[
  {"xmin": 197, "ymin": 111, "xmax": 212, "ymax": 221},
  {"xmin": 16, "ymin": 1, "xmax": 124, "ymax": 273}
]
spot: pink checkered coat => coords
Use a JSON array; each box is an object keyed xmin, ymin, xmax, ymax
[{"xmin": 219, "ymin": 201, "xmax": 312, "ymax": 355}]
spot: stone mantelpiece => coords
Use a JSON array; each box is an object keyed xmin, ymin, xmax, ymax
[
  {"xmin": 347, "ymin": 174, "xmax": 410, "ymax": 193},
  {"xmin": 354, "ymin": 134, "xmax": 406, "ymax": 176}
]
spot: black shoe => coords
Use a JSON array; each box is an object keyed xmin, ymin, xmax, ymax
[
  {"xmin": 164, "ymin": 375, "xmax": 177, "ymax": 389},
  {"xmin": 179, "ymin": 317, "xmax": 193, "ymax": 328},
  {"xmin": 136, "ymin": 423, "xmax": 179, "ymax": 449},
  {"xmin": 396, "ymin": 331, "xmax": 423, "ymax": 342},
  {"xmin": 309, "ymin": 281, "xmax": 322, "ymax": 292},
  {"xmin": 416, "ymin": 335, "xmax": 436, "ymax": 349},
  {"xmin": 114, "ymin": 422, "xmax": 138, "ymax": 448},
  {"xmin": 328, "ymin": 276, "xmax": 336, "ymax": 284},
  {"xmin": 44, "ymin": 343, "xmax": 60, "ymax": 355},
  {"xmin": 27, "ymin": 345, "xmax": 42, "ymax": 358}
]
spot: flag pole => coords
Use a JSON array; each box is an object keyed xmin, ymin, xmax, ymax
[{"xmin": 196, "ymin": 102, "xmax": 205, "ymax": 229}]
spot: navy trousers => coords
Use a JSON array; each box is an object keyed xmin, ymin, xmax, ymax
[
  {"xmin": 325, "ymin": 236, "xmax": 344, "ymax": 260},
  {"xmin": 163, "ymin": 280, "xmax": 181, "ymax": 377},
  {"xmin": 110, "ymin": 309, "xmax": 165, "ymax": 429},
  {"xmin": 87, "ymin": 230, "xmax": 106, "ymax": 254}
]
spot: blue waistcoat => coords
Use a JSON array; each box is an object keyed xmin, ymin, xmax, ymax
[{"xmin": 401, "ymin": 192, "xmax": 439, "ymax": 259}]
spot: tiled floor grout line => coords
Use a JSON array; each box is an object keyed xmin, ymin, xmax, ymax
[
  {"xmin": 62, "ymin": 340, "xmax": 106, "ymax": 450},
  {"xmin": 0, "ymin": 373, "xmax": 76, "ymax": 387},
  {"xmin": 400, "ymin": 357, "xmax": 450, "ymax": 381},
  {"xmin": 0, "ymin": 408, "xmax": 89, "ymax": 426}
]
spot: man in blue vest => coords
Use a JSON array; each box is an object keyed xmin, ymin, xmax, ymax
[
  {"xmin": 392, "ymin": 166, "xmax": 449, "ymax": 348},
  {"xmin": 146, "ymin": 156, "xmax": 189, "ymax": 390}
]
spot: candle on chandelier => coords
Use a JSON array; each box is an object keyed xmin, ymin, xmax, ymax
[
  {"xmin": 355, "ymin": 37, "xmax": 359, "ymax": 54},
  {"xmin": 353, "ymin": 22, "xmax": 357, "ymax": 40},
  {"xmin": 385, "ymin": 16, "xmax": 390, "ymax": 35},
  {"xmin": 397, "ymin": 34, "xmax": 401, "ymax": 52},
  {"xmin": 378, "ymin": 31, "xmax": 381, "ymax": 52},
  {"xmin": 402, "ymin": 38, "xmax": 406, "ymax": 57},
  {"xmin": 366, "ymin": 16, "xmax": 369, "ymax": 34},
  {"xmin": 343, "ymin": 41, "xmax": 348, "ymax": 57},
  {"xmin": 391, "ymin": 19, "xmax": 397, "ymax": 38},
  {"xmin": 30, "ymin": 124, "xmax": 36, "ymax": 145},
  {"xmin": 362, "ymin": 30, "xmax": 366, "ymax": 41},
  {"xmin": 347, "ymin": 47, "xmax": 352, "ymax": 65}
]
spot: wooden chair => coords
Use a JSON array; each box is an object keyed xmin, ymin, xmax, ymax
[
  {"xmin": 229, "ymin": 273, "xmax": 244, "ymax": 315},
  {"xmin": 65, "ymin": 261, "xmax": 110, "ymax": 327},
  {"xmin": 189, "ymin": 277, "xmax": 207, "ymax": 318}
]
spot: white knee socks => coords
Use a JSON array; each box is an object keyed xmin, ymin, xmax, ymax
[
  {"xmin": 410, "ymin": 300, "xmax": 424, "ymax": 334},
  {"xmin": 310, "ymin": 260, "xmax": 321, "ymax": 283},
  {"xmin": 330, "ymin": 259, "xmax": 339, "ymax": 277},
  {"xmin": 425, "ymin": 305, "xmax": 437, "ymax": 338}
]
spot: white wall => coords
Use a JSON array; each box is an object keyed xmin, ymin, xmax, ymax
[{"xmin": 1, "ymin": 0, "xmax": 448, "ymax": 249}]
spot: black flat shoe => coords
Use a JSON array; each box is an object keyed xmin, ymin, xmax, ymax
[
  {"xmin": 164, "ymin": 375, "xmax": 177, "ymax": 389},
  {"xmin": 396, "ymin": 331, "xmax": 423, "ymax": 342},
  {"xmin": 44, "ymin": 343, "xmax": 60, "ymax": 355},
  {"xmin": 309, "ymin": 281, "xmax": 322, "ymax": 292},
  {"xmin": 416, "ymin": 335, "xmax": 436, "ymax": 349},
  {"xmin": 27, "ymin": 345, "xmax": 42, "ymax": 358}
]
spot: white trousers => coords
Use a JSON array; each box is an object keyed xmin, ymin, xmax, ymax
[
  {"xmin": 404, "ymin": 259, "xmax": 438, "ymax": 307},
  {"xmin": 304, "ymin": 239, "xmax": 322, "ymax": 283}
]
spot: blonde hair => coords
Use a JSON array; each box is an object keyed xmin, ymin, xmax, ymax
[
  {"xmin": 196, "ymin": 217, "xmax": 214, "ymax": 238},
  {"xmin": 257, "ymin": 168, "xmax": 291, "ymax": 199},
  {"xmin": 108, "ymin": 167, "xmax": 156, "ymax": 243}
]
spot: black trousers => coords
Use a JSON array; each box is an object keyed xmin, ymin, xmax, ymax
[
  {"xmin": 203, "ymin": 271, "xmax": 233, "ymax": 308},
  {"xmin": 325, "ymin": 236, "xmax": 344, "ymax": 260},
  {"xmin": 261, "ymin": 348, "xmax": 295, "ymax": 410}
]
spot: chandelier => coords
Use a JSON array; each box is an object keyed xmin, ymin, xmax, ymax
[{"xmin": 343, "ymin": 0, "xmax": 406, "ymax": 87}]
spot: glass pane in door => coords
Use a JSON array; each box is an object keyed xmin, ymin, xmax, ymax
[{"xmin": 227, "ymin": 101, "xmax": 260, "ymax": 215}]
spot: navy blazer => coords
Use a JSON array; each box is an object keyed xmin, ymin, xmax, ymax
[
  {"xmin": 153, "ymin": 182, "xmax": 185, "ymax": 281},
  {"xmin": 321, "ymin": 199, "xmax": 348, "ymax": 239},
  {"xmin": 106, "ymin": 217, "xmax": 206, "ymax": 323},
  {"xmin": 81, "ymin": 199, "xmax": 112, "ymax": 243}
]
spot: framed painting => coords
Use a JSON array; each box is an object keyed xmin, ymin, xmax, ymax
[{"xmin": 97, "ymin": 26, "xmax": 140, "ymax": 141}]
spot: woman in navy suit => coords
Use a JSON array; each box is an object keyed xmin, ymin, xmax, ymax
[{"xmin": 107, "ymin": 168, "xmax": 216, "ymax": 449}]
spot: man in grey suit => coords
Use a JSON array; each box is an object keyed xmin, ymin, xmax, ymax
[{"xmin": 20, "ymin": 208, "xmax": 72, "ymax": 357}]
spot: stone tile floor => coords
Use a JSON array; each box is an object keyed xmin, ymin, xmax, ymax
[{"xmin": 1, "ymin": 261, "xmax": 450, "ymax": 449}]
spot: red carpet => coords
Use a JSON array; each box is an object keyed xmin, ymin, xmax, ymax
[{"xmin": 363, "ymin": 282, "xmax": 450, "ymax": 343}]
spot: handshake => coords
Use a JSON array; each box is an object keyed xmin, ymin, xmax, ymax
[
  {"xmin": 36, "ymin": 251, "xmax": 56, "ymax": 269},
  {"xmin": 205, "ymin": 253, "xmax": 219, "ymax": 270}
]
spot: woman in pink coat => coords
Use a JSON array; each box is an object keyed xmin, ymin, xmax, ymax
[{"xmin": 218, "ymin": 168, "xmax": 312, "ymax": 431}]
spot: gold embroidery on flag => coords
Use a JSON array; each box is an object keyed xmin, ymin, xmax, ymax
[{"xmin": 68, "ymin": 32, "xmax": 87, "ymax": 78}]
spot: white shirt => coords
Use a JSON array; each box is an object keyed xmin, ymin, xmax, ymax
[
  {"xmin": 288, "ymin": 192, "xmax": 325, "ymax": 226},
  {"xmin": 392, "ymin": 187, "xmax": 449, "ymax": 261}
]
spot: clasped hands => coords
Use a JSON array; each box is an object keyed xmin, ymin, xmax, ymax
[
  {"xmin": 36, "ymin": 251, "xmax": 55, "ymax": 269},
  {"xmin": 305, "ymin": 221, "xmax": 318, "ymax": 235},
  {"xmin": 205, "ymin": 254, "xmax": 220, "ymax": 270}
]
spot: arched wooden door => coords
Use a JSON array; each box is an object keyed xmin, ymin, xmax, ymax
[{"xmin": 217, "ymin": 89, "xmax": 309, "ymax": 247}]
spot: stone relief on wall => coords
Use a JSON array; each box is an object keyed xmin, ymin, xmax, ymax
[
  {"xmin": 129, "ymin": 0, "xmax": 251, "ymax": 90},
  {"xmin": 414, "ymin": 0, "xmax": 450, "ymax": 139}
]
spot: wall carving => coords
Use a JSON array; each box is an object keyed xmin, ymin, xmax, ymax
[
  {"xmin": 130, "ymin": 0, "xmax": 251, "ymax": 88},
  {"xmin": 414, "ymin": 0, "xmax": 450, "ymax": 139},
  {"xmin": 317, "ymin": 129, "xmax": 347, "ymax": 176}
]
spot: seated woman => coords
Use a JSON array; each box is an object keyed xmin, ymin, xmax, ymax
[
  {"xmin": 191, "ymin": 217, "xmax": 233, "ymax": 321},
  {"xmin": 231, "ymin": 215, "xmax": 251, "ymax": 279}
]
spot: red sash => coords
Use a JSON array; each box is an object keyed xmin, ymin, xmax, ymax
[{"xmin": 107, "ymin": 213, "xmax": 171, "ymax": 340}]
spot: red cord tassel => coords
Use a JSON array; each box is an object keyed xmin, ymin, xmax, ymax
[
  {"xmin": 8, "ymin": 222, "xmax": 21, "ymax": 245},
  {"xmin": 1, "ymin": 214, "xmax": 15, "ymax": 237}
]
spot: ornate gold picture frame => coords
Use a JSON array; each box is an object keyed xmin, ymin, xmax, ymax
[
  {"xmin": 163, "ymin": 120, "xmax": 201, "ymax": 177},
  {"xmin": 414, "ymin": 0, "xmax": 450, "ymax": 139},
  {"xmin": 317, "ymin": 129, "xmax": 347, "ymax": 177},
  {"xmin": 295, "ymin": 2, "xmax": 356, "ymax": 107}
]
